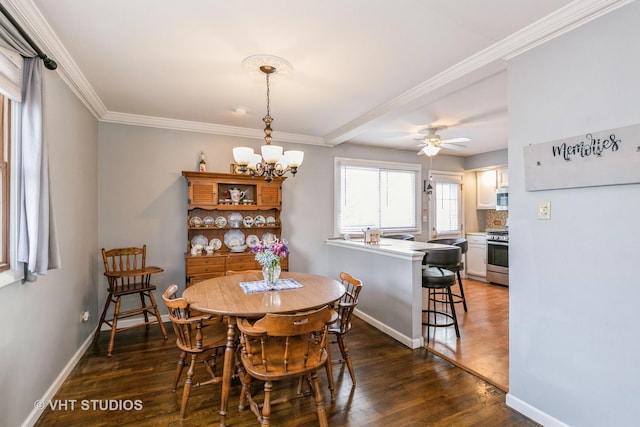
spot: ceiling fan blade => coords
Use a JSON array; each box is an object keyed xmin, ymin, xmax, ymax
[
  {"xmin": 440, "ymin": 143, "xmax": 467, "ymax": 151},
  {"xmin": 440, "ymin": 137, "xmax": 470, "ymax": 144}
]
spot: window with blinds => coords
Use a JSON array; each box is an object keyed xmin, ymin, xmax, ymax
[{"xmin": 334, "ymin": 158, "xmax": 421, "ymax": 235}]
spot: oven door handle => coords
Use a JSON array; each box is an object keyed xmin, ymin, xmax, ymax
[{"xmin": 487, "ymin": 240, "xmax": 509, "ymax": 247}]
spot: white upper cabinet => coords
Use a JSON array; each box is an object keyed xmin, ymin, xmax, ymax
[
  {"xmin": 497, "ymin": 168, "xmax": 509, "ymax": 188},
  {"xmin": 476, "ymin": 169, "xmax": 497, "ymax": 210}
]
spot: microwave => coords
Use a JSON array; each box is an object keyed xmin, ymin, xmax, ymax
[{"xmin": 496, "ymin": 188, "xmax": 508, "ymax": 211}]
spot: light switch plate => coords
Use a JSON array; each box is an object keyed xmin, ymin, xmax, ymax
[{"xmin": 538, "ymin": 201, "xmax": 551, "ymax": 220}]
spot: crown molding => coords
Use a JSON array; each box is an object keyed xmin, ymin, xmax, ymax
[
  {"xmin": 102, "ymin": 111, "xmax": 329, "ymax": 146},
  {"xmin": 503, "ymin": 0, "xmax": 635, "ymax": 60},
  {"xmin": 9, "ymin": 0, "xmax": 632, "ymax": 146},
  {"xmin": 325, "ymin": 0, "xmax": 631, "ymax": 145},
  {"xmin": 2, "ymin": 0, "xmax": 108, "ymax": 118}
]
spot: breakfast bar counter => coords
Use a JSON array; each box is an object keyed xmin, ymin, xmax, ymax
[{"xmin": 325, "ymin": 238, "xmax": 452, "ymax": 348}]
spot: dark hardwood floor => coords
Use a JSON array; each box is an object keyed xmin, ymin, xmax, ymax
[
  {"xmin": 35, "ymin": 301, "xmax": 534, "ymax": 427},
  {"xmin": 424, "ymin": 278, "xmax": 509, "ymax": 391}
]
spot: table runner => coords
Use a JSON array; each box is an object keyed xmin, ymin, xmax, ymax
[{"xmin": 239, "ymin": 278, "xmax": 304, "ymax": 293}]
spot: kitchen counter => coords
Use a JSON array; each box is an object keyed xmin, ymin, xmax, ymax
[
  {"xmin": 325, "ymin": 238, "xmax": 454, "ymax": 349},
  {"xmin": 326, "ymin": 238, "xmax": 450, "ymax": 260}
]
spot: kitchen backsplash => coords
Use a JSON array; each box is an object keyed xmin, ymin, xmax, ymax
[{"xmin": 486, "ymin": 210, "xmax": 508, "ymax": 229}]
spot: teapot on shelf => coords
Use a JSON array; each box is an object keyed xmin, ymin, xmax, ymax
[{"xmin": 229, "ymin": 188, "xmax": 246, "ymax": 203}]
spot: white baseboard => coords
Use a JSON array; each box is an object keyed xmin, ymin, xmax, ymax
[
  {"xmin": 353, "ymin": 309, "xmax": 423, "ymax": 349},
  {"xmin": 22, "ymin": 331, "xmax": 95, "ymax": 427},
  {"xmin": 506, "ymin": 393, "xmax": 569, "ymax": 427},
  {"xmin": 23, "ymin": 314, "xmax": 170, "ymax": 427}
]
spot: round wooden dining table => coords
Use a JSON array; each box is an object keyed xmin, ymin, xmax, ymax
[{"xmin": 182, "ymin": 271, "xmax": 345, "ymax": 426}]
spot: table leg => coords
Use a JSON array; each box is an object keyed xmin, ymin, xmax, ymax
[{"xmin": 218, "ymin": 315, "xmax": 237, "ymax": 426}]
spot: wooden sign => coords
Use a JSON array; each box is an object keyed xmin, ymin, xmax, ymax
[{"xmin": 523, "ymin": 123, "xmax": 640, "ymax": 191}]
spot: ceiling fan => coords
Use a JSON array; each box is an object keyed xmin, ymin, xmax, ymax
[{"xmin": 415, "ymin": 126, "xmax": 470, "ymax": 156}]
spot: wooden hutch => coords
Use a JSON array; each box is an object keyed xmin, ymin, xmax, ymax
[{"xmin": 182, "ymin": 171, "xmax": 288, "ymax": 286}]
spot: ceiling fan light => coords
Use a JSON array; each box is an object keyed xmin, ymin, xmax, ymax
[{"xmin": 422, "ymin": 145, "xmax": 441, "ymax": 157}]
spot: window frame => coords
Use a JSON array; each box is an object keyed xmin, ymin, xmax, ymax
[
  {"xmin": 0, "ymin": 94, "xmax": 10, "ymax": 272},
  {"xmin": 0, "ymin": 94, "xmax": 22, "ymax": 288},
  {"xmin": 0, "ymin": 46, "xmax": 25, "ymax": 287},
  {"xmin": 334, "ymin": 157, "xmax": 422, "ymax": 236}
]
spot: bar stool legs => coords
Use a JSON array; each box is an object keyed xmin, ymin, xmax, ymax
[{"xmin": 422, "ymin": 284, "xmax": 460, "ymax": 343}]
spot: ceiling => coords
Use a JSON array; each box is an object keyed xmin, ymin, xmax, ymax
[{"xmin": 5, "ymin": 0, "xmax": 625, "ymax": 156}]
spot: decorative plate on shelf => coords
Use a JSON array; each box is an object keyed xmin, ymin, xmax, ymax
[
  {"xmin": 189, "ymin": 216, "xmax": 203, "ymax": 227},
  {"xmin": 228, "ymin": 212, "xmax": 243, "ymax": 228},
  {"xmin": 203, "ymin": 216, "xmax": 215, "ymax": 226},
  {"xmin": 215, "ymin": 216, "xmax": 227, "ymax": 228},
  {"xmin": 224, "ymin": 229, "xmax": 245, "ymax": 249},
  {"xmin": 209, "ymin": 238, "xmax": 222, "ymax": 250},
  {"xmin": 266, "ymin": 216, "xmax": 276, "ymax": 225},
  {"xmin": 254, "ymin": 215, "xmax": 266, "ymax": 226},
  {"xmin": 243, "ymin": 216, "xmax": 254, "ymax": 227},
  {"xmin": 191, "ymin": 235, "xmax": 208, "ymax": 247},
  {"xmin": 246, "ymin": 234, "xmax": 260, "ymax": 248},
  {"xmin": 262, "ymin": 232, "xmax": 276, "ymax": 244}
]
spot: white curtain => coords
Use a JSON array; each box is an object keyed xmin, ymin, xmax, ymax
[{"xmin": 0, "ymin": 14, "xmax": 61, "ymax": 280}]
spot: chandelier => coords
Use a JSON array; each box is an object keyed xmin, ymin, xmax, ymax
[{"xmin": 233, "ymin": 55, "xmax": 304, "ymax": 183}]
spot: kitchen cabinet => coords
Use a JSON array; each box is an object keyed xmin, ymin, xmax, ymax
[
  {"xmin": 497, "ymin": 167, "xmax": 509, "ymax": 188},
  {"xmin": 182, "ymin": 171, "xmax": 288, "ymax": 286},
  {"xmin": 476, "ymin": 170, "xmax": 497, "ymax": 210},
  {"xmin": 466, "ymin": 234, "xmax": 487, "ymax": 279}
]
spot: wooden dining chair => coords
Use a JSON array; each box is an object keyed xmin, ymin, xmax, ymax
[
  {"xmin": 327, "ymin": 272, "xmax": 363, "ymax": 387},
  {"xmin": 162, "ymin": 284, "xmax": 227, "ymax": 419},
  {"xmin": 94, "ymin": 245, "xmax": 167, "ymax": 357},
  {"xmin": 237, "ymin": 305, "xmax": 335, "ymax": 427}
]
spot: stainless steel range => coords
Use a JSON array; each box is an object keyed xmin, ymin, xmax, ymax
[{"xmin": 486, "ymin": 229, "xmax": 509, "ymax": 286}]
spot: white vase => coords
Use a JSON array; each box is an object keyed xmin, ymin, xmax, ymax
[{"xmin": 262, "ymin": 264, "xmax": 281, "ymax": 286}]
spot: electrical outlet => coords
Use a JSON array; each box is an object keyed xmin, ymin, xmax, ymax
[
  {"xmin": 538, "ymin": 201, "xmax": 551, "ymax": 220},
  {"xmin": 81, "ymin": 311, "xmax": 90, "ymax": 322}
]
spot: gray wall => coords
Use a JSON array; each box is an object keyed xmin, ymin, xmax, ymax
[
  {"xmin": 464, "ymin": 148, "xmax": 507, "ymax": 171},
  {"xmin": 507, "ymin": 2, "xmax": 640, "ymax": 426},
  {"xmin": 0, "ymin": 71, "xmax": 99, "ymax": 426},
  {"xmin": 97, "ymin": 124, "xmax": 465, "ymax": 307}
]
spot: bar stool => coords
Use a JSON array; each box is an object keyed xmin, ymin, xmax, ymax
[
  {"xmin": 421, "ymin": 246, "xmax": 462, "ymax": 343},
  {"xmin": 427, "ymin": 238, "xmax": 468, "ymax": 312}
]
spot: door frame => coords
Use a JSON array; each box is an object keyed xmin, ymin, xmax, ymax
[{"xmin": 427, "ymin": 170, "xmax": 465, "ymax": 240}]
